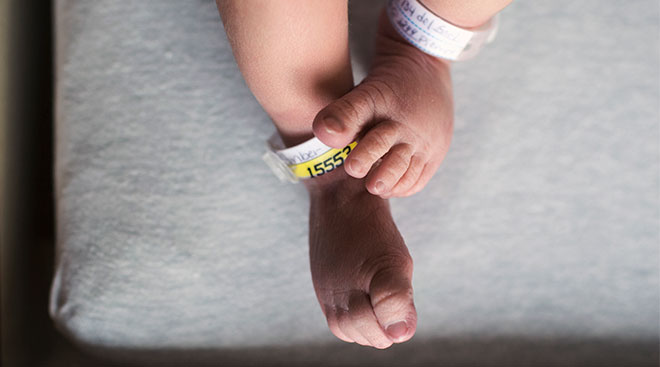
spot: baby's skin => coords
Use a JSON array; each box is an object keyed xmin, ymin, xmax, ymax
[
  {"xmin": 313, "ymin": 12, "xmax": 454, "ymax": 199},
  {"xmin": 218, "ymin": 0, "xmax": 510, "ymax": 349},
  {"xmin": 300, "ymin": 10, "xmax": 454, "ymax": 348},
  {"xmin": 304, "ymin": 167, "xmax": 415, "ymax": 348}
]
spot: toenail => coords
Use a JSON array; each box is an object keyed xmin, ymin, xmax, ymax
[
  {"xmin": 375, "ymin": 181, "xmax": 385, "ymax": 193},
  {"xmin": 386, "ymin": 321, "xmax": 409, "ymax": 341},
  {"xmin": 323, "ymin": 116, "xmax": 344, "ymax": 134}
]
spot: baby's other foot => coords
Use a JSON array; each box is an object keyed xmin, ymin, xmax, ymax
[
  {"xmin": 304, "ymin": 169, "xmax": 417, "ymax": 349},
  {"xmin": 313, "ymin": 10, "xmax": 454, "ymax": 198}
]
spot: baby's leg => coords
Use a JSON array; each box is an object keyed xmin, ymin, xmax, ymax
[{"xmin": 217, "ymin": 0, "xmax": 417, "ymax": 348}]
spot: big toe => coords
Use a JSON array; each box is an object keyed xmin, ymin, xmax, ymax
[
  {"xmin": 312, "ymin": 115, "xmax": 353, "ymax": 148},
  {"xmin": 369, "ymin": 264, "xmax": 417, "ymax": 343}
]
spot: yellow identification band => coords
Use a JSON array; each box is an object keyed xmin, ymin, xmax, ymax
[
  {"xmin": 263, "ymin": 134, "xmax": 358, "ymax": 183},
  {"xmin": 288, "ymin": 141, "xmax": 358, "ymax": 179}
]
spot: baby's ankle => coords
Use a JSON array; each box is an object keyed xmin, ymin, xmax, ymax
[{"xmin": 303, "ymin": 167, "xmax": 367, "ymax": 201}]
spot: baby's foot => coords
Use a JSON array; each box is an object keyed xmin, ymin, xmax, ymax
[
  {"xmin": 304, "ymin": 168, "xmax": 417, "ymax": 349},
  {"xmin": 312, "ymin": 10, "xmax": 454, "ymax": 198}
]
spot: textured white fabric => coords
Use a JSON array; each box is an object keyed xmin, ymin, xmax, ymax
[{"xmin": 50, "ymin": 0, "xmax": 659, "ymax": 365}]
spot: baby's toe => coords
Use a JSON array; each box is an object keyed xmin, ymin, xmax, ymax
[
  {"xmin": 369, "ymin": 263, "xmax": 417, "ymax": 343},
  {"xmin": 365, "ymin": 144, "xmax": 413, "ymax": 196},
  {"xmin": 336, "ymin": 307, "xmax": 371, "ymax": 346},
  {"xmin": 401, "ymin": 160, "xmax": 439, "ymax": 197},
  {"xmin": 346, "ymin": 291, "xmax": 394, "ymax": 349},
  {"xmin": 344, "ymin": 120, "xmax": 401, "ymax": 179},
  {"xmin": 388, "ymin": 155, "xmax": 426, "ymax": 197},
  {"xmin": 324, "ymin": 305, "xmax": 354, "ymax": 343}
]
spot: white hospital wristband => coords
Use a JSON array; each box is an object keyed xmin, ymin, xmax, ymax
[{"xmin": 387, "ymin": 0, "xmax": 499, "ymax": 61}]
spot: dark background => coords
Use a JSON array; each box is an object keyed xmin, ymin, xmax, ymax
[{"xmin": 1, "ymin": 1, "xmax": 111, "ymax": 365}]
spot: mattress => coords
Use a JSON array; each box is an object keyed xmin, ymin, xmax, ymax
[{"xmin": 50, "ymin": 0, "xmax": 659, "ymax": 365}]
